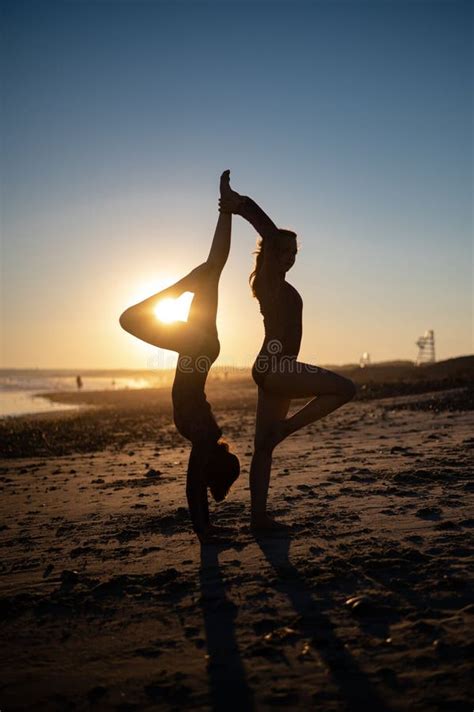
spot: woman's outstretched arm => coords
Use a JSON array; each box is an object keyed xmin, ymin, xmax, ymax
[
  {"xmin": 220, "ymin": 172, "xmax": 280, "ymax": 241},
  {"xmin": 234, "ymin": 196, "xmax": 280, "ymax": 241}
]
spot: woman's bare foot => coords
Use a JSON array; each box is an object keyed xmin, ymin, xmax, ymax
[
  {"xmin": 219, "ymin": 170, "xmax": 245, "ymax": 212},
  {"xmin": 220, "ymin": 169, "xmax": 232, "ymax": 198},
  {"xmin": 250, "ymin": 513, "xmax": 291, "ymax": 532}
]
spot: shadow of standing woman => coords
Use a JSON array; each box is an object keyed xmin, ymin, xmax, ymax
[{"xmin": 253, "ymin": 533, "xmax": 392, "ymax": 712}]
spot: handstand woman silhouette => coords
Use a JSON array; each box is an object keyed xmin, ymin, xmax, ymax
[
  {"xmin": 221, "ymin": 173, "xmax": 356, "ymax": 532},
  {"xmin": 119, "ymin": 172, "xmax": 240, "ymax": 544}
]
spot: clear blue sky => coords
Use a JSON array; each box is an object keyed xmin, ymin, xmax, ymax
[{"xmin": 1, "ymin": 0, "xmax": 472, "ymax": 368}]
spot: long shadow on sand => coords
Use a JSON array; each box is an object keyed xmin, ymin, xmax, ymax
[
  {"xmin": 254, "ymin": 534, "xmax": 391, "ymax": 712},
  {"xmin": 199, "ymin": 547, "xmax": 254, "ymax": 711}
]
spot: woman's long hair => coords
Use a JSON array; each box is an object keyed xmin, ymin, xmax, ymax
[{"xmin": 249, "ymin": 229, "xmax": 297, "ymax": 300}]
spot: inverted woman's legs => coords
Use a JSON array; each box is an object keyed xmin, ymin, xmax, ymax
[
  {"xmin": 119, "ymin": 266, "xmax": 206, "ymax": 352},
  {"xmin": 186, "ymin": 210, "xmax": 231, "ymax": 334},
  {"xmin": 119, "ymin": 211, "xmax": 232, "ymax": 352},
  {"xmin": 187, "ymin": 174, "xmax": 233, "ymax": 333}
]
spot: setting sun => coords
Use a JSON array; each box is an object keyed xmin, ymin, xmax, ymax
[{"xmin": 154, "ymin": 293, "xmax": 193, "ymax": 323}]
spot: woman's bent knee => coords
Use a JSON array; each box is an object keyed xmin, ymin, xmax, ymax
[
  {"xmin": 342, "ymin": 378, "xmax": 356, "ymax": 402},
  {"xmin": 119, "ymin": 310, "xmax": 133, "ymax": 333},
  {"xmin": 319, "ymin": 371, "xmax": 356, "ymax": 401}
]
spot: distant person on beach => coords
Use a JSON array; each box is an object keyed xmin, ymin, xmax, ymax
[
  {"xmin": 221, "ymin": 173, "xmax": 356, "ymax": 532},
  {"xmin": 119, "ymin": 172, "xmax": 240, "ymax": 544},
  {"xmin": 76, "ymin": 375, "xmax": 83, "ymax": 390}
]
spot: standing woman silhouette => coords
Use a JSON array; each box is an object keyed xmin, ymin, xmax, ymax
[
  {"xmin": 221, "ymin": 173, "xmax": 356, "ymax": 532},
  {"xmin": 119, "ymin": 172, "xmax": 240, "ymax": 544}
]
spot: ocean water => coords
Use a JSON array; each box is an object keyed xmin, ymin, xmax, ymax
[{"xmin": 0, "ymin": 370, "xmax": 167, "ymax": 417}]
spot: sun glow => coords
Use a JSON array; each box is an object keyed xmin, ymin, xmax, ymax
[{"xmin": 154, "ymin": 293, "xmax": 193, "ymax": 323}]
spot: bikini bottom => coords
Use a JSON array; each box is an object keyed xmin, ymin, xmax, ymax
[{"xmin": 251, "ymin": 355, "xmax": 299, "ymax": 389}]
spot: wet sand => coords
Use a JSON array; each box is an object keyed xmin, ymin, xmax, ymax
[{"xmin": 1, "ymin": 380, "xmax": 473, "ymax": 711}]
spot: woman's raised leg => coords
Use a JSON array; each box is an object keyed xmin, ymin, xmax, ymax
[
  {"xmin": 264, "ymin": 365, "xmax": 356, "ymax": 448},
  {"xmin": 119, "ymin": 173, "xmax": 233, "ymax": 351},
  {"xmin": 186, "ymin": 207, "xmax": 232, "ymax": 333},
  {"xmin": 119, "ymin": 271, "xmax": 202, "ymax": 353}
]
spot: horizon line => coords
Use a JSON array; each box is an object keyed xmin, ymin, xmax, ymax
[{"xmin": 1, "ymin": 354, "xmax": 473, "ymax": 373}]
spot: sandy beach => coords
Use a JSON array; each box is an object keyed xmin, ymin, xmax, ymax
[
  {"xmin": 0, "ymin": 361, "xmax": 473, "ymax": 711},
  {"xmin": 3, "ymin": 0, "xmax": 472, "ymax": 707}
]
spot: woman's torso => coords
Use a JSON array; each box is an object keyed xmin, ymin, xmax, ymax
[
  {"xmin": 252, "ymin": 280, "xmax": 303, "ymax": 383},
  {"xmin": 171, "ymin": 333, "xmax": 222, "ymax": 444}
]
